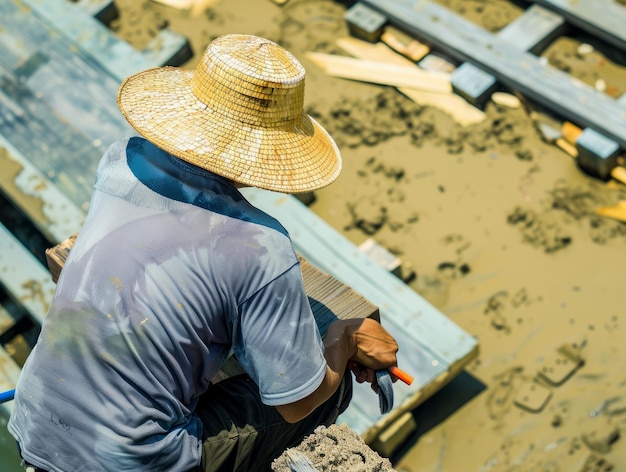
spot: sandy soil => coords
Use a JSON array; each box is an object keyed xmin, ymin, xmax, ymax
[{"xmin": 111, "ymin": 0, "xmax": 626, "ymax": 470}]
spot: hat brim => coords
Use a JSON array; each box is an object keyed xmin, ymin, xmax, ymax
[{"xmin": 117, "ymin": 67, "xmax": 342, "ymax": 194}]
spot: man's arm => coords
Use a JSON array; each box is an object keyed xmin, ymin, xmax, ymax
[{"xmin": 275, "ymin": 317, "xmax": 398, "ymax": 423}]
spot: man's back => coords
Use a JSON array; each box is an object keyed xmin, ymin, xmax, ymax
[{"xmin": 9, "ymin": 138, "xmax": 325, "ymax": 471}]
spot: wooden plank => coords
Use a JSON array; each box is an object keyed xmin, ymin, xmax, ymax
[
  {"xmin": 45, "ymin": 237, "xmax": 381, "ymax": 332},
  {"xmin": 359, "ymin": 0, "xmax": 626, "ymax": 149},
  {"xmin": 242, "ymin": 189, "xmax": 479, "ymax": 442},
  {"xmin": 335, "ymin": 37, "xmax": 486, "ymax": 126},
  {"xmin": 20, "ymin": 0, "xmax": 191, "ymax": 79},
  {"xmin": 0, "ymin": 0, "xmax": 135, "ymax": 209},
  {"xmin": 0, "ymin": 306, "xmax": 22, "ymax": 415},
  {"xmin": 498, "ymin": 4, "xmax": 567, "ymax": 55},
  {"xmin": 152, "ymin": 0, "xmax": 221, "ymax": 16},
  {"xmin": 0, "ymin": 223, "xmax": 55, "ymax": 326},
  {"xmin": 300, "ymin": 256, "xmax": 381, "ymax": 334},
  {"xmin": 0, "ymin": 135, "xmax": 85, "ymax": 244},
  {"xmin": 44, "ymin": 233, "xmax": 396, "ymax": 439},
  {"xmin": 451, "ymin": 5, "xmax": 566, "ymax": 106},
  {"xmin": 305, "ymin": 52, "xmax": 452, "ymax": 93},
  {"xmin": 43, "ymin": 191, "xmax": 479, "ymax": 447},
  {"xmin": 380, "ymin": 26, "xmax": 430, "ymax": 61},
  {"xmin": 526, "ymin": 0, "xmax": 626, "ymax": 50}
]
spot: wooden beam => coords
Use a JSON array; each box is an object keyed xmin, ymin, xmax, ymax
[
  {"xmin": 526, "ymin": 0, "xmax": 626, "ymax": 51},
  {"xmin": 498, "ymin": 4, "xmax": 568, "ymax": 55},
  {"xmin": 21, "ymin": 0, "xmax": 191, "ymax": 78},
  {"xmin": 0, "ymin": 135, "xmax": 85, "ymax": 244},
  {"xmin": 335, "ymin": 37, "xmax": 486, "ymax": 126},
  {"xmin": 305, "ymin": 52, "xmax": 452, "ymax": 93},
  {"xmin": 0, "ymin": 223, "xmax": 55, "ymax": 327},
  {"xmin": 45, "ymin": 236, "xmax": 381, "ymax": 333},
  {"xmin": 0, "ymin": 0, "xmax": 135, "ymax": 209},
  {"xmin": 359, "ymin": 0, "xmax": 626, "ymax": 149},
  {"xmin": 243, "ymin": 188, "xmax": 479, "ymax": 442}
]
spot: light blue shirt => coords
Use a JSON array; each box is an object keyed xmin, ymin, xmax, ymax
[{"xmin": 9, "ymin": 137, "xmax": 326, "ymax": 471}]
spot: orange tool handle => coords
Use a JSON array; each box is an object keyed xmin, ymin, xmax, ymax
[
  {"xmin": 388, "ymin": 366, "xmax": 414, "ymax": 386},
  {"xmin": 348, "ymin": 361, "xmax": 414, "ymax": 386}
]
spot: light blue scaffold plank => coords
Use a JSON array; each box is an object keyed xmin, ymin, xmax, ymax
[{"xmin": 243, "ymin": 189, "xmax": 479, "ymax": 441}]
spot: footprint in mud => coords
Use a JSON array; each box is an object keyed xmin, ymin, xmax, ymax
[
  {"xmin": 484, "ymin": 290, "xmax": 511, "ymax": 332},
  {"xmin": 483, "ymin": 288, "xmax": 538, "ymax": 333},
  {"xmin": 485, "ymin": 366, "xmax": 525, "ymax": 423}
]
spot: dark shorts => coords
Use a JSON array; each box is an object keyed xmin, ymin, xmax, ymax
[
  {"xmin": 196, "ymin": 371, "xmax": 353, "ymax": 472},
  {"xmin": 16, "ymin": 371, "xmax": 352, "ymax": 472}
]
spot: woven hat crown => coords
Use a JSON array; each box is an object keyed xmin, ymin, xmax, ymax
[
  {"xmin": 117, "ymin": 34, "xmax": 342, "ymax": 193},
  {"xmin": 191, "ymin": 35, "xmax": 306, "ymax": 129}
]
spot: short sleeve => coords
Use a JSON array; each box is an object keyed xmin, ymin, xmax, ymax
[{"xmin": 233, "ymin": 263, "xmax": 326, "ymax": 406}]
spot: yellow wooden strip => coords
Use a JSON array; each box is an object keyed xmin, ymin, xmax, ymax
[
  {"xmin": 306, "ymin": 52, "xmax": 452, "ymax": 94},
  {"xmin": 336, "ymin": 36, "xmax": 416, "ymax": 67},
  {"xmin": 556, "ymin": 137, "xmax": 578, "ymax": 158},
  {"xmin": 380, "ymin": 26, "xmax": 430, "ymax": 62},
  {"xmin": 151, "ymin": 0, "xmax": 220, "ymax": 15},
  {"xmin": 334, "ymin": 37, "xmax": 485, "ymax": 126},
  {"xmin": 597, "ymin": 200, "xmax": 626, "ymax": 222},
  {"xmin": 561, "ymin": 121, "xmax": 584, "ymax": 145},
  {"xmin": 610, "ymin": 166, "xmax": 626, "ymax": 185},
  {"xmin": 400, "ymin": 88, "xmax": 486, "ymax": 126}
]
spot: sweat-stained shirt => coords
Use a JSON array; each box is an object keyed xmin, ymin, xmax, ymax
[{"xmin": 8, "ymin": 137, "xmax": 327, "ymax": 472}]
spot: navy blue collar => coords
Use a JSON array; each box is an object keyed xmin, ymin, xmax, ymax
[{"xmin": 125, "ymin": 137, "xmax": 287, "ymax": 235}]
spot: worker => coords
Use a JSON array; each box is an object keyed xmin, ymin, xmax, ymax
[{"xmin": 8, "ymin": 34, "xmax": 399, "ymax": 471}]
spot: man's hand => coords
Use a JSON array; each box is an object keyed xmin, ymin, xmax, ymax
[
  {"xmin": 275, "ymin": 318, "xmax": 398, "ymax": 423},
  {"xmin": 325, "ymin": 318, "xmax": 398, "ymax": 392},
  {"xmin": 346, "ymin": 317, "xmax": 398, "ymax": 370}
]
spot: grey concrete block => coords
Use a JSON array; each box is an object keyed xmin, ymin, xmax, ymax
[
  {"xmin": 344, "ymin": 3, "xmax": 387, "ymax": 43},
  {"xmin": 576, "ymin": 128, "xmax": 621, "ymax": 180},
  {"xmin": 451, "ymin": 62, "xmax": 499, "ymax": 107}
]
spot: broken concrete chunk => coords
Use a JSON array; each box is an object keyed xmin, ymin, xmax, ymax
[
  {"xmin": 272, "ymin": 423, "xmax": 396, "ymax": 472},
  {"xmin": 535, "ymin": 123, "xmax": 562, "ymax": 144}
]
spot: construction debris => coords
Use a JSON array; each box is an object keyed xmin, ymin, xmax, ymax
[
  {"xmin": 271, "ymin": 423, "xmax": 396, "ymax": 472},
  {"xmin": 305, "ymin": 52, "xmax": 452, "ymax": 94},
  {"xmin": 380, "ymin": 26, "xmax": 429, "ymax": 62},
  {"xmin": 328, "ymin": 37, "xmax": 486, "ymax": 126},
  {"xmin": 151, "ymin": 0, "xmax": 219, "ymax": 16},
  {"xmin": 491, "ymin": 92, "xmax": 521, "ymax": 109},
  {"xmin": 596, "ymin": 200, "xmax": 626, "ymax": 223}
]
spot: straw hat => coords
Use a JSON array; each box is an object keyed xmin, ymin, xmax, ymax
[{"xmin": 117, "ymin": 34, "xmax": 342, "ymax": 193}]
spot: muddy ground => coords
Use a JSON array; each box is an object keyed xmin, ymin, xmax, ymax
[{"xmin": 83, "ymin": 0, "xmax": 626, "ymax": 470}]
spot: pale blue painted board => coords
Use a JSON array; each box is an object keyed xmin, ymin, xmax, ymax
[
  {"xmin": 21, "ymin": 0, "xmax": 190, "ymax": 80},
  {"xmin": 243, "ymin": 189, "xmax": 478, "ymax": 366},
  {"xmin": 0, "ymin": 223, "xmax": 55, "ymax": 326}
]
